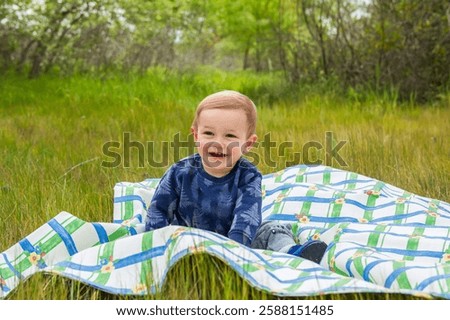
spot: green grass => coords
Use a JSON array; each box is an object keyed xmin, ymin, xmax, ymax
[{"xmin": 1, "ymin": 69, "xmax": 449, "ymax": 299}]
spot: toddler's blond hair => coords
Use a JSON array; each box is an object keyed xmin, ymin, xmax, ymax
[{"xmin": 192, "ymin": 90, "xmax": 257, "ymax": 137}]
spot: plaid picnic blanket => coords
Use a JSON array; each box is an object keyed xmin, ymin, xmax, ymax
[{"xmin": 1, "ymin": 164, "xmax": 450, "ymax": 299}]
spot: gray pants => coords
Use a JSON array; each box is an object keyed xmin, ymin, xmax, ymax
[{"xmin": 250, "ymin": 221, "xmax": 297, "ymax": 253}]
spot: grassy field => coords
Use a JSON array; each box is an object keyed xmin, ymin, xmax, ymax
[{"xmin": 1, "ymin": 69, "xmax": 449, "ymax": 299}]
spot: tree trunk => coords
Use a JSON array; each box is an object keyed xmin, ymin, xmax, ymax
[
  {"xmin": 16, "ymin": 40, "xmax": 36, "ymax": 73},
  {"xmin": 29, "ymin": 42, "xmax": 46, "ymax": 78},
  {"xmin": 243, "ymin": 44, "xmax": 250, "ymax": 70}
]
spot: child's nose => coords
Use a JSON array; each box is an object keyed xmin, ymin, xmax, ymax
[
  {"xmin": 207, "ymin": 140, "xmax": 225, "ymax": 151},
  {"xmin": 214, "ymin": 138, "xmax": 226, "ymax": 149}
]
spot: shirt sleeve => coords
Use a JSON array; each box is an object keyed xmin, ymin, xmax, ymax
[
  {"xmin": 145, "ymin": 166, "xmax": 179, "ymax": 231},
  {"xmin": 227, "ymin": 169, "xmax": 262, "ymax": 246}
]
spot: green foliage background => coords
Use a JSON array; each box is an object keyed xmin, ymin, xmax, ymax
[{"xmin": 1, "ymin": 0, "xmax": 450, "ymax": 101}]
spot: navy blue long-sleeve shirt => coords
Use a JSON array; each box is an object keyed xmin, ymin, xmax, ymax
[{"xmin": 145, "ymin": 153, "xmax": 262, "ymax": 246}]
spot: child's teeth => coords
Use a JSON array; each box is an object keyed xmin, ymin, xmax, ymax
[{"xmin": 211, "ymin": 152, "xmax": 225, "ymax": 156}]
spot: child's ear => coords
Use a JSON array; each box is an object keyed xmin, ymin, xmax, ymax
[
  {"xmin": 190, "ymin": 127, "xmax": 198, "ymax": 140},
  {"xmin": 244, "ymin": 134, "xmax": 258, "ymax": 153}
]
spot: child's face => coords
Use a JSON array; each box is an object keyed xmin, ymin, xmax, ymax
[{"xmin": 192, "ymin": 108, "xmax": 257, "ymax": 177}]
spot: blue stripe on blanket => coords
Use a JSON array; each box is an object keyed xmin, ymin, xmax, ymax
[
  {"xmin": 19, "ymin": 238, "xmax": 35, "ymax": 253},
  {"xmin": 370, "ymin": 211, "xmax": 450, "ymax": 223},
  {"xmin": 438, "ymin": 206, "xmax": 450, "ymax": 214},
  {"xmin": 286, "ymin": 196, "xmax": 335, "ymax": 204},
  {"xmin": 113, "ymin": 246, "xmax": 165, "ymax": 268},
  {"xmin": 375, "ymin": 247, "xmax": 445, "ymax": 258},
  {"xmin": 92, "ymin": 223, "xmax": 109, "ymax": 244},
  {"xmin": 263, "ymin": 181, "xmax": 373, "ymax": 195},
  {"xmin": 56, "ymin": 246, "xmax": 166, "ymax": 272},
  {"xmin": 343, "ymin": 199, "xmax": 415, "ymax": 211},
  {"xmin": 264, "ymin": 184, "xmax": 303, "ymax": 196},
  {"xmin": 384, "ymin": 265, "xmax": 439, "ymax": 288},
  {"xmin": 265, "ymin": 214, "xmax": 361, "ymax": 223},
  {"xmin": 262, "ymin": 197, "xmax": 410, "ymax": 213},
  {"xmin": 336, "ymin": 243, "xmax": 444, "ymax": 260},
  {"xmin": 0, "ymin": 284, "xmax": 10, "ymax": 292},
  {"xmin": 363, "ymin": 260, "xmax": 389, "ymax": 281},
  {"xmin": 48, "ymin": 219, "xmax": 78, "ymax": 256},
  {"xmin": 346, "ymin": 258, "xmax": 354, "ymax": 277},
  {"xmin": 1, "ymin": 253, "xmax": 23, "ymax": 280},
  {"xmin": 326, "ymin": 179, "xmax": 375, "ymax": 187},
  {"xmin": 114, "ymin": 195, "xmax": 147, "ymax": 210},
  {"xmin": 265, "ymin": 168, "xmax": 343, "ymax": 183},
  {"xmin": 416, "ymin": 274, "xmax": 450, "ymax": 291},
  {"xmin": 340, "ymin": 227, "xmax": 450, "ymax": 241}
]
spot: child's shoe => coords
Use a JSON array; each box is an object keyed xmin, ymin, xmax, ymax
[{"xmin": 287, "ymin": 240, "xmax": 328, "ymax": 264}]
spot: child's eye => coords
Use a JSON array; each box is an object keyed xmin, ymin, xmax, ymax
[
  {"xmin": 203, "ymin": 131, "xmax": 214, "ymax": 136},
  {"xmin": 226, "ymin": 133, "xmax": 237, "ymax": 138}
]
